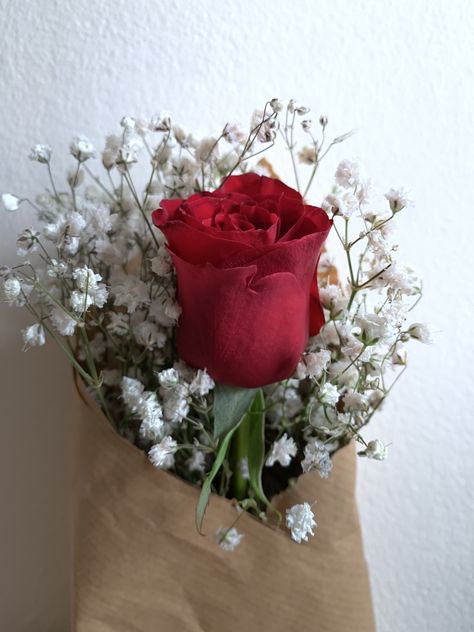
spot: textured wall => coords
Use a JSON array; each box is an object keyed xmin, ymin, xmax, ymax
[{"xmin": 1, "ymin": 0, "xmax": 473, "ymax": 630}]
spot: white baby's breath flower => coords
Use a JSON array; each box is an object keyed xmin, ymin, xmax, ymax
[
  {"xmin": 58, "ymin": 231, "xmax": 79, "ymax": 256},
  {"xmin": 47, "ymin": 259, "xmax": 67, "ymax": 278},
  {"xmin": 374, "ymin": 263, "xmax": 420, "ymax": 295},
  {"xmin": 88, "ymin": 333, "xmax": 106, "ymax": 362},
  {"xmin": 68, "ymin": 211, "xmax": 87, "ymax": 235},
  {"xmin": 335, "ymin": 159, "xmax": 360, "ymax": 188},
  {"xmin": 73, "ymin": 266, "xmax": 100, "ymax": 293},
  {"xmin": 251, "ymin": 109, "xmax": 278, "ymax": 142},
  {"xmin": 70, "ymin": 135, "xmax": 96, "ymax": 161},
  {"xmin": 163, "ymin": 298, "xmax": 182, "ymax": 322},
  {"xmin": 133, "ymin": 321, "xmax": 166, "ymax": 349},
  {"xmin": 107, "ymin": 312, "xmax": 129, "ymax": 336},
  {"xmin": 102, "ymin": 369, "xmax": 121, "ymax": 386},
  {"xmin": 223, "ymin": 123, "xmax": 246, "ymax": 144},
  {"xmin": 295, "ymin": 104, "xmax": 310, "ymax": 115},
  {"xmin": 367, "ymin": 230, "xmax": 393, "ymax": 260},
  {"xmin": 297, "ymin": 350, "xmax": 331, "ymax": 380},
  {"xmin": 94, "ymin": 238, "xmax": 123, "ymax": 265},
  {"xmin": 22, "ymin": 323, "xmax": 45, "ymax": 350},
  {"xmin": 16, "ymin": 228, "xmax": 40, "ymax": 256},
  {"xmin": 326, "ymin": 358, "xmax": 356, "ymax": 388},
  {"xmin": 407, "ymin": 323, "xmax": 433, "ymax": 344},
  {"xmin": 355, "ymin": 313, "xmax": 387, "ymax": 342},
  {"xmin": 121, "ymin": 376, "xmax": 145, "ymax": 411},
  {"xmin": 138, "ymin": 393, "xmax": 164, "ymax": 442},
  {"xmin": 157, "ymin": 368, "xmax": 180, "ymax": 389},
  {"xmin": 2, "ymin": 277, "xmax": 22, "ymax": 305},
  {"xmin": 319, "ymin": 284, "xmax": 342, "ymax": 308},
  {"xmin": 357, "ymin": 179, "xmax": 373, "ymax": 205},
  {"xmin": 385, "ymin": 187, "xmax": 411, "ymax": 212},
  {"xmin": 343, "ymin": 390, "xmax": 369, "ymax": 412},
  {"xmin": 270, "ymin": 97, "xmax": 284, "ymax": 112},
  {"xmin": 173, "ymin": 124, "xmax": 193, "ymax": 147},
  {"xmin": 359, "ymin": 439, "xmax": 388, "ymax": 460},
  {"xmin": 298, "ymin": 146, "xmax": 317, "ymax": 165},
  {"xmin": 301, "ymin": 438, "xmax": 333, "ymax": 478},
  {"xmin": 148, "ymin": 436, "xmax": 177, "ymax": 469},
  {"xmin": 112, "ymin": 275, "xmax": 149, "ymax": 314},
  {"xmin": 322, "ymin": 188, "xmax": 358, "ymax": 218},
  {"xmin": 266, "ymin": 433, "xmax": 297, "ymax": 467},
  {"xmin": 195, "ymin": 137, "xmax": 218, "ymax": 163},
  {"xmin": 150, "ymin": 111, "xmax": 172, "ymax": 132},
  {"xmin": 150, "ymin": 254, "xmax": 172, "ymax": 277},
  {"xmin": 71, "ymin": 266, "xmax": 108, "ymax": 312},
  {"xmin": 319, "ymin": 382, "xmax": 340, "ymax": 406},
  {"xmin": 86, "ymin": 203, "xmax": 115, "ymax": 236},
  {"xmin": 120, "ymin": 116, "xmax": 136, "ymax": 131},
  {"xmin": 189, "ymin": 369, "xmax": 215, "ymax": 397},
  {"xmin": 216, "ymin": 527, "xmax": 244, "ymax": 552},
  {"xmin": 186, "ymin": 448, "xmax": 206, "ymax": 474},
  {"xmin": 101, "ymin": 134, "xmax": 121, "ymax": 170},
  {"xmin": 286, "ymin": 502, "xmax": 317, "ymax": 543},
  {"xmin": 117, "ymin": 139, "xmax": 143, "ymax": 168},
  {"xmin": 2, "ymin": 193, "xmax": 21, "ymax": 211},
  {"xmin": 50, "ymin": 306, "xmax": 77, "ymax": 336},
  {"xmin": 161, "ymin": 385, "xmax": 189, "ymax": 424},
  {"xmin": 29, "ymin": 144, "xmax": 51, "ymax": 163}
]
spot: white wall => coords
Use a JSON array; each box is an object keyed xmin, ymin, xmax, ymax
[{"xmin": 1, "ymin": 1, "xmax": 473, "ymax": 630}]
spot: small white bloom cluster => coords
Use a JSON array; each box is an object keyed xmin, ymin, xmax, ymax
[
  {"xmin": 301, "ymin": 439, "xmax": 333, "ymax": 478},
  {"xmin": 122, "ymin": 376, "xmax": 164, "ymax": 442},
  {"xmin": 266, "ymin": 433, "xmax": 297, "ymax": 467},
  {"xmin": 148, "ymin": 436, "xmax": 178, "ymax": 469},
  {"xmin": 215, "ymin": 527, "xmax": 244, "ymax": 551},
  {"xmin": 286, "ymin": 502, "xmax": 317, "ymax": 543},
  {"xmin": 1, "ymin": 100, "xmax": 427, "ymax": 544},
  {"xmin": 358, "ymin": 439, "xmax": 388, "ymax": 460}
]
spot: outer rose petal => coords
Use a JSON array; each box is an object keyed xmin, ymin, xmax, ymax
[
  {"xmin": 309, "ymin": 276, "xmax": 325, "ymax": 336},
  {"xmin": 170, "ymin": 255, "xmax": 310, "ymax": 388},
  {"xmin": 218, "ymin": 173, "xmax": 302, "ymax": 202}
]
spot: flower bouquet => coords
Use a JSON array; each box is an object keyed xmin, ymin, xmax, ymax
[{"xmin": 2, "ymin": 99, "xmax": 429, "ymax": 630}]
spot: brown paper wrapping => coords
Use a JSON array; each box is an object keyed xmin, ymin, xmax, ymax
[{"xmin": 73, "ymin": 378, "xmax": 375, "ymax": 631}]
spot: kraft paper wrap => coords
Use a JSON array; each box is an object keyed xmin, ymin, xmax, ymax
[{"xmin": 73, "ymin": 377, "xmax": 375, "ymax": 631}]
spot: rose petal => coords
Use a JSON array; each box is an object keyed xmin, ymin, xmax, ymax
[
  {"xmin": 218, "ymin": 173, "xmax": 302, "ymax": 203},
  {"xmin": 171, "ymin": 254, "xmax": 309, "ymax": 387}
]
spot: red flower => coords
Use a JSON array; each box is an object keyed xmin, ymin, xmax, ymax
[{"xmin": 152, "ymin": 173, "xmax": 331, "ymax": 388}]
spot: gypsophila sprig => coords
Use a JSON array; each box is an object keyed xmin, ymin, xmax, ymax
[{"xmin": 1, "ymin": 99, "xmax": 428, "ymax": 546}]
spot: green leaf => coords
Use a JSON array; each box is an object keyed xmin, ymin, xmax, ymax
[
  {"xmin": 246, "ymin": 389, "xmax": 271, "ymax": 507},
  {"xmin": 246, "ymin": 391, "xmax": 281, "ymax": 524},
  {"xmin": 195, "ymin": 425, "xmax": 238, "ymax": 535},
  {"xmin": 212, "ymin": 383, "xmax": 257, "ymax": 441}
]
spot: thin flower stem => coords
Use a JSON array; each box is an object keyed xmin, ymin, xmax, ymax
[
  {"xmin": 122, "ymin": 168, "xmax": 161, "ymax": 252},
  {"xmin": 83, "ymin": 164, "xmax": 117, "ymax": 204},
  {"xmin": 79, "ymin": 326, "xmax": 114, "ymax": 425},
  {"xmin": 46, "ymin": 162, "xmax": 61, "ymax": 203}
]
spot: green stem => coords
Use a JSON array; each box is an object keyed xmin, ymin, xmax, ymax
[{"xmin": 230, "ymin": 415, "xmax": 250, "ymax": 500}]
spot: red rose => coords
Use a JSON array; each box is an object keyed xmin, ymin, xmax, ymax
[{"xmin": 152, "ymin": 173, "xmax": 331, "ymax": 388}]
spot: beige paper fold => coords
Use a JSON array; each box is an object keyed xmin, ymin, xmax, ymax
[{"xmin": 73, "ymin": 379, "xmax": 375, "ymax": 631}]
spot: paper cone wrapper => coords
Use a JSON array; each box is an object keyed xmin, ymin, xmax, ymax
[{"xmin": 73, "ymin": 378, "xmax": 375, "ymax": 631}]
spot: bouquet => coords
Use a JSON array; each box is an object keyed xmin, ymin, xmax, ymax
[{"xmin": 2, "ymin": 98, "xmax": 429, "ymax": 554}]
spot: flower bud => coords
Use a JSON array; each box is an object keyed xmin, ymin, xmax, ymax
[
  {"xmin": 1, "ymin": 193, "xmax": 21, "ymax": 211},
  {"xmin": 319, "ymin": 115, "xmax": 328, "ymax": 127}
]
